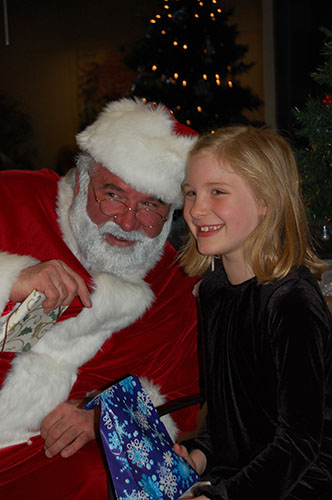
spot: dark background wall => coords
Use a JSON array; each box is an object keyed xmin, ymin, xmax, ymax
[{"xmin": 0, "ymin": 0, "xmax": 331, "ymax": 170}]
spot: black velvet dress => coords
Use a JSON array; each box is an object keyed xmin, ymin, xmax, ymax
[{"xmin": 190, "ymin": 265, "xmax": 332, "ymax": 500}]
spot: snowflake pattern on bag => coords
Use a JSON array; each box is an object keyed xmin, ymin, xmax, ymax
[{"xmin": 85, "ymin": 375, "xmax": 199, "ymax": 500}]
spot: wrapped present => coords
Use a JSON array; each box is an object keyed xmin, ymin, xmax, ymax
[
  {"xmin": 85, "ymin": 374, "xmax": 200, "ymax": 500},
  {"xmin": 0, "ymin": 289, "xmax": 67, "ymax": 352}
]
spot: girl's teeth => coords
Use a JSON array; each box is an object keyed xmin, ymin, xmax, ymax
[{"xmin": 200, "ymin": 225, "xmax": 221, "ymax": 232}]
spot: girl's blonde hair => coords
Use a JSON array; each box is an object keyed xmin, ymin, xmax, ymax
[{"xmin": 179, "ymin": 125, "xmax": 325, "ymax": 281}]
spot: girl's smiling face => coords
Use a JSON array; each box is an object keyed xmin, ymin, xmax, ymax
[{"xmin": 183, "ymin": 151, "xmax": 266, "ymax": 281}]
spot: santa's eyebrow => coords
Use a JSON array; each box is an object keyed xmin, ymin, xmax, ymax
[
  {"xmin": 102, "ymin": 183, "xmax": 167, "ymax": 205},
  {"xmin": 102, "ymin": 182, "xmax": 123, "ymax": 192}
]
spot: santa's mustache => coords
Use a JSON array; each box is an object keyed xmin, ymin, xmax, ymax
[{"xmin": 98, "ymin": 220, "xmax": 148, "ymax": 244}]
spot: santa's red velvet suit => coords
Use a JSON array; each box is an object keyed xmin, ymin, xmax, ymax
[{"xmin": 0, "ymin": 101, "xmax": 200, "ymax": 499}]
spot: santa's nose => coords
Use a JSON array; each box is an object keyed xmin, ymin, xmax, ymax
[{"xmin": 112, "ymin": 207, "xmax": 140, "ymax": 232}]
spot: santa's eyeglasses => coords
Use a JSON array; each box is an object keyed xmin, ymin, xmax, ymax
[{"xmin": 90, "ymin": 181, "xmax": 168, "ymax": 229}]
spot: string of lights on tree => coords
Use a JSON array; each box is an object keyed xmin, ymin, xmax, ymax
[
  {"xmin": 125, "ymin": 0, "xmax": 261, "ymax": 133},
  {"xmin": 293, "ymin": 26, "xmax": 332, "ymax": 251}
]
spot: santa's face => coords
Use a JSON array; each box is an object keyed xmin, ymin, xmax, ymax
[
  {"xmin": 86, "ymin": 164, "xmax": 170, "ymax": 246},
  {"xmin": 68, "ymin": 161, "xmax": 174, "ymax": 279}
]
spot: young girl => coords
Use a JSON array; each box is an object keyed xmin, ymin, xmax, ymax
[{"xmin": 175, "ymin": 126, "xmax": 332, "ymax": 500}]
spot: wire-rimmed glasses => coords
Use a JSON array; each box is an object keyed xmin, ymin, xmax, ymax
[{"xmin": 90, "ymin": 181, "xmax": 168, "ymax": 229}]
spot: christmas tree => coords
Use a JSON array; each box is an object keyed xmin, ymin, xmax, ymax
[
  {"xmin": 125, "ymin": 0, "xmax": 261, "ymax": 133},
  {"xmin": 293, "ymin": 26, "xmax": 332, "ymax": 236}
]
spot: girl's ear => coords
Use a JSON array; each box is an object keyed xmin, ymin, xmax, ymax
[
  {"xmin": 74, "ymin": 171, "xmax": 80, "ymax": 196},
  {"xmin": 258, "ymin": 199, "xmax": 267, "ymax": 217}
]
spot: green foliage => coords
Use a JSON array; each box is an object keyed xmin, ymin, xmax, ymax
[
  {"xmin": 311, "ymin": 27, "xmax": 332, "ymax": 87},
  {"xmin": 125, "ymin": 0, "xmax": 261, "ymax": 133},
  {"xmin": 293, "ymin": 27, "xmax": 332, "ymax": 226}
]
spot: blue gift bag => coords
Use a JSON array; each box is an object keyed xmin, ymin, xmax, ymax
[{"xmin": 85, "ymin": 374, "xmax": 200, "ymax": 500}]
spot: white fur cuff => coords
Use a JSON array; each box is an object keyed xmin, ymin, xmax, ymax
[{"xmin": 0, "ymin": 252, "xmax": 39, "ymax": 314}]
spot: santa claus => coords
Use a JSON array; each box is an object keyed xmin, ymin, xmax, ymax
[{"xmin": 0, "ymin": 98, "xmax": 200, "ymax": 499}]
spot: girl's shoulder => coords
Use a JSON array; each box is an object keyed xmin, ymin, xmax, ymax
[
  {"xmin": 260, "ymin": 266, "xmax": 331, "ymax": 322},
  {"xmin": 261, "ymin": 266, "xmax": 319, "ymax": 298}
]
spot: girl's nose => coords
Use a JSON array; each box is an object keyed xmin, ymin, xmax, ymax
[{"xmin": 190, "ymin": 197, "xmax": 209, "ymax": 219}]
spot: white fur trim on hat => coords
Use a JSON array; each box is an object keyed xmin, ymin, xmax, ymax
[{"xmin": 76, "ymin": 98, "xmax": 198, "ymax": 208}]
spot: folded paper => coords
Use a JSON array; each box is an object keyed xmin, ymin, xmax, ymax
[{"xmin": 0, "ymin": 289, "xmax": 67, "ymax": 352}]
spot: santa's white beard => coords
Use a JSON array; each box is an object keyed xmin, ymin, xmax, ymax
[{"xmin": 68, "ymin": 173, "xmax": 173, "ymax": 281}]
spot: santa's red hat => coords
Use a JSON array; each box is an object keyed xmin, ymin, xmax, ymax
[{"xmin": 76, "ymin": 98, "xmax": 198, "ymax": 208}]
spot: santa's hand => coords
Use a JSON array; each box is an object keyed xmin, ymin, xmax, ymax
[
  {"xmin": 40, "ymin": 399, "xmax": 98, "ymax": 458},
  {"xmin": 10, "ymin": 260, "xmax": 92, "ymax": 313}
]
